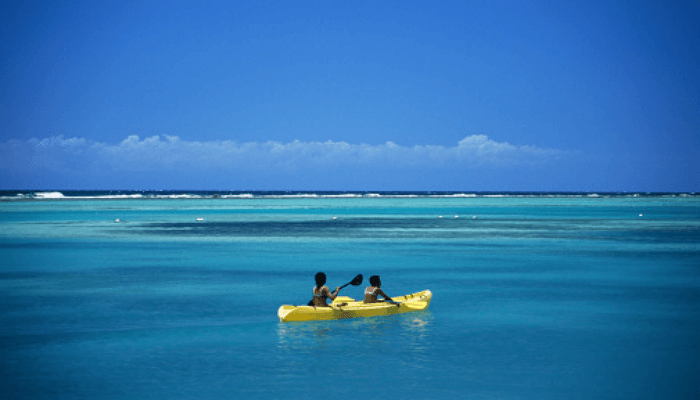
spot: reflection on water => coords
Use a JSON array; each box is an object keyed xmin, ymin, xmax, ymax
[
  {"xmin": 275, "ymin": 310, "xmax": 433, "ymax": 354},
  {"xmin": 275, "ymin": 310, "xmax": 440, "ymax": 398},
  {"xmin": 273, "ymin": 310, "xmax": 435, "ymax": 388},
  {"xmin": 401, "ymin": 314, "xmax": 432, "ymax": 331},
  {"xmin": 402, "ymin": 313, "xmax": 433, "ymax": 354}
]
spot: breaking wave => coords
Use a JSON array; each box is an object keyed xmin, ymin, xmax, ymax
[{"xmin": 0, "ymin": 190, "xmax": 696, "ymax": 201}]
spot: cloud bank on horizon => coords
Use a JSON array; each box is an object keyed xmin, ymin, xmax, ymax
[
  {"xmin": 1, "ymin": 134, "xmax": 563, "ymax": 179},
  {"xmin": 0, "ymin": 134, "xmax": 580, "ymax": 190},
  {"xmin": 2, "ymin": 133, "xmax": 695, "ymax": 192}
]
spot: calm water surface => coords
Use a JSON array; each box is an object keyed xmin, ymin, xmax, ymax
[{"xmin": 1, "ymin": 194, "xmax": 699, "ymax": 399}]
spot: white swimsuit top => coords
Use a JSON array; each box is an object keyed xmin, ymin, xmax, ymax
[{"xmin": 313, "ymin": 286, "xmax": 328, "ymax": 298}]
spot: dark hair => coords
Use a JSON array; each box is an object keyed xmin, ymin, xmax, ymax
[
  {"xmin": 369, "ymin": 275, "xmax": 380, "ymax": 286},
  {"xmin": 315, "ymin": 272, "xmax": 327, "ymax": 288}
]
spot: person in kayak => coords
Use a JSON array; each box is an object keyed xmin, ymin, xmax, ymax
[
  {"xmin": 363, "ymin": 275, "xmax": 400, "ymax": 307},
  {"xmin": 311, "ymin": 272, "xmax": 343, "ymax": 307}
]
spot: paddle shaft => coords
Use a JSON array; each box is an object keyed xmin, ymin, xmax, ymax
[{"xmin": 338, "ymin": 274, "xmax": 363, "ymax": 290}]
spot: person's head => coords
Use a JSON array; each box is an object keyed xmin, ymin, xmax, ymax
[
  {"xmin": 369, "ymin": 275, "xmax": 381, "ymax": 287},
  {"xmin": 315, "ymin": 272, "xmax": 327, "ymax": 287}
]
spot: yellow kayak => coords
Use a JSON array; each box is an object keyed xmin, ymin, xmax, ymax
[{"xmin": 277, "ymin": 290, "xmax": 432, "ymax": 322}]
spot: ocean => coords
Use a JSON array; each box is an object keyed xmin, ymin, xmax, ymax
[{"xmin": 1, "ymin": 191, "xmax": 699, "ymax": 399}]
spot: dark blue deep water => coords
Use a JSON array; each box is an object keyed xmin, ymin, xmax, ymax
[{"xmin": 1, "ymin": 192, "xmax": 699, "ymax": 399}]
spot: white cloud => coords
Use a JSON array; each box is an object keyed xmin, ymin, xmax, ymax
[{"xmin": 2, "ymin": 134, "xmax": 564, "ymax": 173}]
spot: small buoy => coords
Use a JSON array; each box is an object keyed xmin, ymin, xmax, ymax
[
  {"xmin": 196, "ymin": 218, "xmax": 204, "ymax": 221},
  {"xmin": 332, "ymin": 217, "xmax": 337, "ymax": 220},
  {"xmin": 472, "ymin": 215, "xmax": 477, "ymax": 219},
  {"xmin": 115, "ymin": 218, "xmax": 120, "ymax": 223},
  {"xmin": 439, "ymin": 215, "xmax": 443, "ymax": 218},
  {"xmin": 455, "ymin": 215, "xmax": 459, "ymax": 218},
  {"xmin": 639, "ymin": 214, "xmax": 643, "ymax": 217}
]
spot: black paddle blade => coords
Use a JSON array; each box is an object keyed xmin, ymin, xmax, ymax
[{"xmin": 350, "ymin": 274, "xmax": 363, "ymax": 286}]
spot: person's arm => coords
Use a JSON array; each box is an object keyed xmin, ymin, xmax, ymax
[
  {"xmin": 325, "ymin": 286, "xmax": 341, "ymax": 301},
  {"xmin": 376, "ymin": 288, "xmax": 400, "ymax": 306}
]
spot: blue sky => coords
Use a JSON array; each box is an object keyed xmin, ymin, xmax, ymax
[{"xmin": 1, "ymin": 0, "xmax": 698, "ymax": 191}]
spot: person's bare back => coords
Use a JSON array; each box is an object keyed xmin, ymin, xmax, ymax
[
  {"xmin": 363, "ymin": 285, "xmax": 388, "ymax": 303},
  {"xmin": 312, "ymin": 285, "xmax": 339, "ymax": 307},
  {"xmin": 310, "ymin": 272, "xmax": 341, "ymax": 307},
  {"xmin": 363, "ymin": 275, "xmax": 398, "ymax": 307}
]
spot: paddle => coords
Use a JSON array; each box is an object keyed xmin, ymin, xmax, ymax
[
  {"xmin": 308, "ymin": 274, "xmax": 363, "ymax": 306},
  {"xmin": 339, "ymin": 274, "xmax": 363, "ymax": 290}
]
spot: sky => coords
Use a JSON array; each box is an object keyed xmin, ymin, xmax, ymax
[{"xmin": 1, "ymin": 0, "xmax": 698, "ymax": 191}]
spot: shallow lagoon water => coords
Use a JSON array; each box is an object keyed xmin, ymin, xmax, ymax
[{"xmin": 1, "ymin": 194, "xmax": 699, "ymax": 399}]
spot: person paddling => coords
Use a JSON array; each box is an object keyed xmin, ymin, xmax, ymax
[
  {"xmin": 311, "ymin": 272, "xmax": 342, "ymax": 307},
  {"xmin": 363, "ymin": 275, "xmax": 399, "ymax": 307}
]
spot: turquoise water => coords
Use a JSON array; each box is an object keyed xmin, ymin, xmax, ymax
[{"xmin": 1, "ymin": 193, "xmax": 699, "ymax": 399}]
